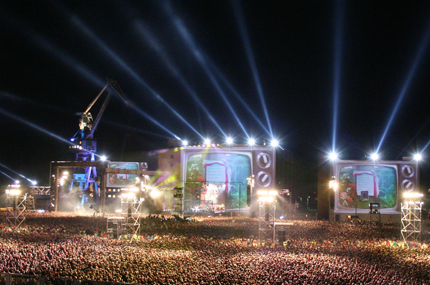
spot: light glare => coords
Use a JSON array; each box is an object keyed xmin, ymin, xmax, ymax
[
  {"xmin": 414, "ymin": 153, "xmax": 422, "ymax": 161},
  {"xmin": 329, "ymin": 152, "xmax": 338, "ymax": 161},
  {"xmin": 370, "ymin": 153, "xmax": 379, "ymax": 161}
]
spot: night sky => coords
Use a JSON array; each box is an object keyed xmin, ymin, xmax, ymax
[{"xmin": 1, "ymin": 1, "xmax": 430, "ymax": 190}]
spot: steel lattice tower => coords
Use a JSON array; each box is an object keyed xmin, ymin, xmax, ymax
[
  {"xmin": 401, "ymin": 197, "xmax": 423, "ymax": 248},
  {"xmin": 258, "ymin": 199, "xmax": 276, "ymax": 245}
]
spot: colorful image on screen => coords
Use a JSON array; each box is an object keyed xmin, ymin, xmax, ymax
[
  {"xmin": 107, "ymin": 162, "xmax": 139, "ymax": 187},
  {"xmin": 338, "ymin": 165, "xmax": 397, "ymax": 209},
  {"xmin": 186, "ymin": 152, "xmax": 251, "ymax": 210}
]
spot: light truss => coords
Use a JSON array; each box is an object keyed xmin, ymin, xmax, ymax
[
  {"xmin": 118, "ymin": 195, "xmax": 142, "ymax": 241},
  {"xmin": 258, "ymin": 199, "xmax": 276, "ymax": 245},
  {"xmin": 401, "ymin": 200, "xmax": 423, "ymax": 248},
  {"xmin": 6, "ymin": 193, "xmax": 28, "ymax": 228}
]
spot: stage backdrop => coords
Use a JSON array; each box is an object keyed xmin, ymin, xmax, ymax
[{"xmin": 333, "ymin": 160, "xmax": 419, "ymax": 214}]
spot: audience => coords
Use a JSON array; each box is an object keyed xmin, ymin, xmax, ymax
[{"xmin": 0, "ymin": 211, "xmax": 429, "ymax": 284}]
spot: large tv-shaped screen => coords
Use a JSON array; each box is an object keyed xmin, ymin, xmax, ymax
[
  {"xmin": 183, "ymin": 150, "xmax": 252, "ymax": 212},
  {"xmin": 333, "ymin": 160, "xmax": 418, "ymax": 214},
  {"xmin": 107, "ymin": 162, "xmax": 140, "ymax": 188}
]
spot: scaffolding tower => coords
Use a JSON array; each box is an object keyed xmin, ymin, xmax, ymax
[
  {"xmin": 172, "ymin": 187, "xmax": 184, "ymax": 217},
  {"xmin": 6, "ymin": 190, "xmax": 28, "ymax": 228},
  {"xmin": 401, "ymin": 193, "xmax": 423, "ymax": 248},
  {"xmin": 118, "ymin": 194, "xmax": 142, "ymax": 240},
  {"xmin": 258, "ymin": 199, "xmax": 276, "ymax": 245}
]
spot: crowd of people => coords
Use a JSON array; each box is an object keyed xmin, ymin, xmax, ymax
[{"xmin": 0, "ymin": 211, "xmax": 429, "ymax": 284}]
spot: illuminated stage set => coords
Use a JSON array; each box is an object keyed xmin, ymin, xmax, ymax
[
  {"xmin": 325, "ymin": 159, "xmax": 420, "ymax": 223},
  {"xmin": 147, "ymin": 144, "xmax": 277, "ymax": 215}
]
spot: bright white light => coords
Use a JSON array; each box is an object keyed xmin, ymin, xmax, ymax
[
  {"xmin": 8, "ymin": 189, "xmax": 21, "ymax": 196},
  {"xmin": 182, "ymin": 140, "xmax": 188, "ymax": 146},
  {"xmin": 100, "ymin": 155, "xmax": 107, "ymax": 161},
  {"xmin": 248, "ymin": 138, "xmax": 255, "ymax": 146},
  {"xmin": 329, "ymin": 152, "xmax": 338, "ymax": 161},
  {"xmin": 129, "ymin": 187, "xmax": 139, "ymax": 192},
  {"xmin": 257, "ymin": 190, "xmax": 278, "ymax": 196},
  {"xmin": 31, "ymin": 180, "xmax": 37, "ymax": 185},
  {"xmin": 403, "ymin": 192, "xmax": 423, "ymax": 198},
  {"xmin": 370, "ymin": 153, "xmax": 379, "ymax": 161},
  {"xmin": 226, "ymin": 137, "xmax": 233, "ymax": 145},
  {"xmin": 329, "ymin": 180, "xmax": 338, "ymax": 191},
  {"xmin": 259, "ymin": 196, "xmax": 275, "ymax": 202},
  {"xmin": 150, "ymin": 189, "xmax": 161, "ymax": 198},
  {"xmin": 62, "ymin": 171, "xmax": 69, "ymax": 176},
  {"xmin": 15, "ymin": 180, "xmax": 20, "ymax": 184},
  {"xmin": 122, "ymin": 192, "xmax": 135, "ymax": 199},
  {"xmin": 204, "ymin": 138, "xmax": 211, "ymax": 145},
  {"xmin": 115, "ymin": 209, "xmax": 122, "ymax": 213},
  {"xmin": 414, "ymin": 153, "xmax": 422, "ymax": 161},
  {"xmin": 271, "ymin": 139, "xmax": 279, "ymax": 147}
]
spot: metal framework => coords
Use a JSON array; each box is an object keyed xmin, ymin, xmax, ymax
[
  {"xmin": 118, "ymin": 195, "xmax": 142, "ymax": 240},
  {"xmin": 401, "ymin": 200, "xmax": 423, "ymax": 247},
  {"xmin": 173, "ymin": 187, "xmax": 184, "ymax": 217},
  {"xmin": 6, "ymin": 193, "xmax": 28, "ymax": 228},
  {"xmin": 258, "ymin": 200, "xmax": 276, "ymax": 245},
  {"xmin": 28, "ymin": 186, "xmax": 51, "ymax": 196}
]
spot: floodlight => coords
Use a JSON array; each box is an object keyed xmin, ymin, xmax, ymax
[
  {"xmin": 129, "ymin": 187, "xmax": 139, "ymax": 192},
  {"xmin": 182, "ymin": 140, "xmax": 188, "ymax": 146},
  {"xmin": 329, "ymin": 152, "xmax": 338, "ymax": 161},
  {"xmin": 259, "ymin": 196, "xmax": 275, "ymax": 202},
  {"xmin": 31, "ymin": 180, "xmax": 37, "ymax": 185},
  {"xmin": 62, "ymin": 171, "xmax": 69, "ymax": 176},
  {"xmin": 8, "ymin": 189, "xmax": 21, "ymax": 196},
  {"xmin": 329, "ymin": 177, "xmax": 338, "ymax": 191},
  {"xmin": 150, "ymin": 189, "xmax": 161, "ymax": 198},
  {"xmin": 15, "ymin": 180, "xmax": 20, "ymax": 184},
  {"xmin": 270, "ymin": 139, "xmax": 279, "ymax": 147},
  {"xmin": 204, "ymin": 138, "xmax": 211, "ymax": 145},
  {"xmin": 413, "ymin": 153, "xmax": 422, "ymax": 161},
  {"xmin": 122, "ymin": 192, "xmax": 135, "ymax": 199},
  {"xmin": 370, "ymin": 153, "xmax": 379, "ymax": 161},
  {"xmin": 226, "ymin": 137, "xmax": 233, "ymax": 145},
  {"xmin": 248, "ymin": 138, "xmax": 255, "ymax": 146},
  {"xmin": 100, "ymin": 155, "xmax": 107, "ymax": 161},
  {"xmin": 403, "ymin": 192, "xmax": 423, "ymax": 198},
  {"xmin": 329, "ymin": 180, "xmax": 338, "ymax": 191}
]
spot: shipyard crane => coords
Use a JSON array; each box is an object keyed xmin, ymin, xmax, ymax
[{"xmin": 69, "ymin": 79, "xmax": 128, "ymax": 206}]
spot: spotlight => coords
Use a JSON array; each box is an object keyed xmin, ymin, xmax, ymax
[
  {"xmin": 370, "ymin": 153, "xmax": 379, "ymax": 161},
  {"xmin": 270, "ymin": 139, "xmax": 279, "ymax": 147},
  {"xmin": 248, "ymin": 138, "xmax": 255, "ymax": 146},
  {"xmin": 15, "ymin": 180, "xmax": 20, "ymax": 184},
  {"xmin": 329, "ymin": 152, "xmax": 338, "ymax": 161},
  {"xmin": 226, "ymin": 137, "xmax": 233, "ymax": 145},
  {"xmin": 31, "ymin": 180, "xmax": 37, "ymax": 185},
  {"xmin": 182, "ymin": 140, "xmax": 188, "ymax": 146},
  {"xmin": 204, "ymin": 138, "xmax": 211, "ymax": 145},
  {"xmin": 100, "ymin": 155, "xmax": 107, "ymax": 161},
  {"xmin": 414, "ymin": 153, "xmax": 422, "ymax": 161}
]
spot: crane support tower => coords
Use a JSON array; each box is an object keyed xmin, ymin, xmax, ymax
[{"xmin": 68, "ymin": 79, "xmax": 128, "ymax": 206}]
